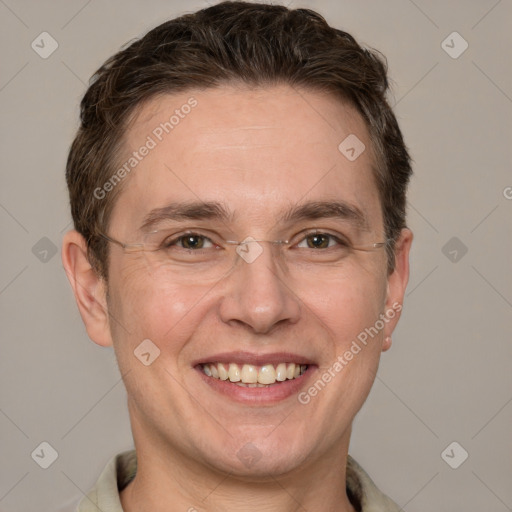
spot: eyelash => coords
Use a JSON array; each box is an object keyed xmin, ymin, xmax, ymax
[{"xmin": 162, "ymin": 230, "xmax": 350, "ymax": 250}]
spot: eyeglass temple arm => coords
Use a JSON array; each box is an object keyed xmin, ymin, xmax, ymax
[{"xmin": 97, "ymin": 232, "xmax": 143, "ymax": 250}]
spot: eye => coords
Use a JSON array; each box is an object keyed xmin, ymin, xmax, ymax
[
  {"xmin": 296, "ymin": 231, "xmax": 349, "ymax": 250},
  {"xmin": 163, "ymin": 233, "xmax": 215, "ymax": 250}
]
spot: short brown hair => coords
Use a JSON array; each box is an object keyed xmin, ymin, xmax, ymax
[{"xmin": 66, "ymin": 0, "xmax": 412, "ymax": 280}]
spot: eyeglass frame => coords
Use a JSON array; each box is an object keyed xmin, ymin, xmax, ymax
[{"xmin": 96, "ymin": 230, "xmax": 391, "ymax": 253}]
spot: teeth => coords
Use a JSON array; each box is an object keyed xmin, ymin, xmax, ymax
[
  {"xmin": 241, "ymin": 364, "xmax": 258, "ymax": 383},
  {"xmin": 276, "ymin": 363, "xmax": 287, "ymax": 381},
  {"xmin": 258, "ymin": 364, "xmax": 276, "ymax": 384},
  {"xmin": 202, "ymin": 362, "xmax": 308, "ymax": 385},
  {"xmin": 217, "ymin": 363, "xmax": 229, "ymax": 380},
  {"xmin": 228, "ymin": 363, "xmax": 241, "ymax": 382}
]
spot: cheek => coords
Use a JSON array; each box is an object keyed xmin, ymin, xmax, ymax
[
  {"xmin": 311, "ymin": 278, "xmax": 386, "ymax": 406},
  {"xmin": 305, "ymin": 266, "xmax": 387, "ymax": 340},
  {"xmin": 107, "ymin": 258, "xmax": 207, "ymax": 354}
]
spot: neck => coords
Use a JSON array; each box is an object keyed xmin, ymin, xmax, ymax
[{"xmin": 120, "ymin": 429, "xmax": 357, "ymax": 512}]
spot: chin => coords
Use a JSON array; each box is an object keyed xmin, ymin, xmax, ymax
[{"xmin": 200, "ymin": 432, "xmax": 315, "ymax": 479}]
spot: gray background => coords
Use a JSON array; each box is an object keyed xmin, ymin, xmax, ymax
[{"xmin": 1, "ymin": 0, "xmax": 511, "ymax": 510}]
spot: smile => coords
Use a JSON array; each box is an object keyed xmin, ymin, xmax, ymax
[{"xmin": 201, "ymin": 362, "xmax": 308, "ymax": 386}]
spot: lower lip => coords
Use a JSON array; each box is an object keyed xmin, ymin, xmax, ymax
[{"xmin": 195, "ymin": 366, "xmax": 317, "ymax": 404}]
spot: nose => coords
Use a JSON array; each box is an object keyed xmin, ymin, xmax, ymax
[{"xmin": 218, "ymin": 240, "xmax": 301, "ymax": 334}]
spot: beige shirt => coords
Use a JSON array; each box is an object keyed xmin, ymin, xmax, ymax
[{"xmin": 76, "ymin": 450, "xmax": 401, "ymax": 512}]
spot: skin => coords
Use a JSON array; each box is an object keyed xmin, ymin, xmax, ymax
[{"xmin": 62, "ymin": 84, "xmax": 412, "ymax": 512}]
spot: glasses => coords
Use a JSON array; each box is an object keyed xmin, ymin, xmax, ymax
[{"xmin": 97, "ymin": 227, "xmax": 390, "ymax": 282}]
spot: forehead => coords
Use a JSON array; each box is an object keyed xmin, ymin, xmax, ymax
[{"xmin": 109, "ymin": 84, "xmax": 382, "ymax": 233}]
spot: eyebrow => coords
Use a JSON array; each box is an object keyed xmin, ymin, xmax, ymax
[
  {"xmin": 282, "ymin": 200, "xmax": 369, "ymax": 230},
  {"xmin": 139, "ymin": 200, "xmax": 369, "ymax": 232},
  {"xmin": 139, "ymin": 202, "xmax": 234, "ymax": 232}
]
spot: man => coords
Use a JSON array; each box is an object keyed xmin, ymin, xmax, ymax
[{"xmin": 62, "ymin": 2, "xmax": 413, "ymax": 510}]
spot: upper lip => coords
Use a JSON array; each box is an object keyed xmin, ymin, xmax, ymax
[{"xmin": 192, "ymin": 351, "xmax": 316, "ymax": 367}]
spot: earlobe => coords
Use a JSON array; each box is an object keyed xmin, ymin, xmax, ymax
[
  {"xmin": 382, "ymin": 228, "xmax": 413, "ymax": 349},
  {"xmin": 61, "ymin": 230, "xmax": 113, "ymax": 347},
  {"xmin": 382, "ymin": 336, "xmax": 392, "ymax": 352}
]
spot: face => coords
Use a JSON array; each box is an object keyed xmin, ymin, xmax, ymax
[{"xmin": 68, "ymin": 85, "xmax": 411, "ymax": 479}]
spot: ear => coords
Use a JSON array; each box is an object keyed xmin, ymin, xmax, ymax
[
  {"xmin": 61, "ymin": 230, "xmax": 113, "ymax": 347},
  {"xmin": 381, "ymin": 228, "xmax": 413, "ymax": 352}
]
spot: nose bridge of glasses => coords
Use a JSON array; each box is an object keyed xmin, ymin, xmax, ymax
[
  {"xmin": 225, "ymin": 237, "xmax": 289, "ymax": 267},
  {"xmin": 225, "ymin": 238, "xmax": 289, "ymax": 246}
]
